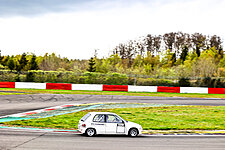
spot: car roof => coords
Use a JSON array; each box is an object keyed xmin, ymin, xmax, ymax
[{"xmin": 88, "ymin": 112, "xmax": 117, "ymax": 115}]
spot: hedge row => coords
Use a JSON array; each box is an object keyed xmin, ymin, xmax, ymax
[
  {"xmin": 0, "ymin": 70, "xmax": 129, "ymax": 85},
  {"xmin": 1, "ymin": 70, "xmax": 225, "ymax": 87}
]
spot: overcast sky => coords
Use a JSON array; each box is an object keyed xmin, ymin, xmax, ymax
[{"xmin": 0, "ymin": 0, "xmax": 224, "ymax": 59}]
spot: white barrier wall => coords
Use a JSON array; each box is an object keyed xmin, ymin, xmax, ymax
[
  {"xmin": 180, "ymin": 87, "xmax": 208, "ymax": 94},
  {"xmin": 72, "ymin": 84, "xmax": 103, "ymax": 91},
  {"xmin": 15, "ymin": 82, "xmax": 46, "ymax": 89},
  {"xmin": 128, "ymin": 85, "xmax": 157, "ymax": 92}
]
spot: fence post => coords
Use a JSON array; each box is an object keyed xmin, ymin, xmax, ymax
[{"xmin": 134, "ymin": 77, "xmax": 136, "ymax": 86}]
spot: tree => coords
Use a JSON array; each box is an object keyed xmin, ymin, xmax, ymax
[
  {"xmin": 145, "ymin": 34, "xmax": 154, "ymax": 53},
  {"xmin": 161, "ymin": 50, "xmax": 176, "ymax": 68},
  {"xmin": 17, "ymin": 53, "xmax": 28, "ymax": 71},
  {"xmin": 87, "ymin": 57, "xmax": 96, "ymax": 72},
  {"xmin": 180, "ymin": 45, "xmax": 189, "ymax": 62},
  {"xmin": 163, "ymin": 32, "xmax": 176, "ymax": 52},
  {"xmin": 7, "ymin": 58, "xmax": 15, "ymax": 70},
  {"xmin": 192, "ymin": 49, "xmax": 217, "ymax": 77},
  {"xmin": 39, "ymin": 53, "xmax": 61, "ymax": 71},
  {"xmin": 107, "ymin": 54, "xmax": 122, "ymax": 66},
  {"xmin": 191, "ymin": 33, "xmax": 206, "ymax": 57},
  {"xmin": 30, "ymin": 54, "xmax": 39, "ymax": 70},
  {"xmin": 0, "ymin": 55, "xmax": 4, "ymax": 65},
  {"xmin": 2, "ymin": 56, "xmax": 9, "ymax": 66},
  {"xmin": 174, "ymin": 32, "xmax": 186, "ymax": 56},
  {"xmin": 153, "ymin": 35, "xmax": 162, "ymax": 55},
  {"xmin": 136, "ymin": 40, "xmax": 145, "ymax": 57},
  {"xmin": 210, "ymin": 35, "xmax": 222, "ymax": 50}
]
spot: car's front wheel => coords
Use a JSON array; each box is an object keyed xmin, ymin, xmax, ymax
[
  {"xmin": 85, "ymin": 128, "xmax": 96, "ymax": 137},
  {"xmin": 128, "ymin": 128, "xmax": 138, "ymax": 137}
]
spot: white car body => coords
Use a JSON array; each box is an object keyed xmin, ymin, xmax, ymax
[{"xmin": 78, "ymin": 112, "xmax": 142, "ymax": 137}]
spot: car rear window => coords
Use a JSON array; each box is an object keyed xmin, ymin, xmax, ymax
[
  {"xmin": 93, "ymin": 114, "xmax": 105, "ymax": 122},
  {"xmin": 80, "ymin": 113, "xmax": 91, "ymax": 121}
]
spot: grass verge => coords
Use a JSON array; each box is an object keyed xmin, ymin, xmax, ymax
[
  {"xmin": 0, "ymin": 92, "xmax": 27, "ymax": 95},
  {"xmin": 2, "ymin": 105, "xmax": 225, "ymax": 130},
  {"xmin": 0, "ymin": 88, "xmax": 225, "ymax": 98}
]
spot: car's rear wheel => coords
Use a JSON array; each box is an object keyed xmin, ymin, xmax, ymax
[
  {"xmin": 128, "ymin": 128, "xmax": 138, "ymax": 137},
  {"xmin": 85, "ymin": 128, "xmax": 96, "ymax": 137}
]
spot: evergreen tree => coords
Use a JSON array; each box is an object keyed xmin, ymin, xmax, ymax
[
  {"xmin": 180, "ymin": 45, "xmax": 188, "ymax": 62},
  {"xmin": 2, "ymin": 56, "xmax": 9, "ymax": 66},
  {"xmin": 171, "ymin": 53, "xmax": 176, "ymax": 66},
  {"xmin": 7, "ymin": 58, "xmax": 15, "ymax": 70},
  {"xmin": 30, "ymin": 54, "xmax": 39, "ymax": 70},
  {"xmin": 196, "ymin": 46, "xmax": 201, "ymax": 57},
  {"xmin": 88, "ymin": 57, "xmax": 96, "ymax": 72},
  {"xmin": 0, "ymin": 56, "xmax": 4, "ymax": 65},
  {"xmin": 17, "ymin": 53, "xmax": 28, "ymax": 71}
]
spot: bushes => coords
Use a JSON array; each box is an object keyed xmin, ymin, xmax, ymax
[
  {"xmin": 179, "ymin": 78, "xmax": 191, "ymax": 87},
  {"xmin": 106, "ymin": 73, "xmax": 128, "ymax": 85},
  {"xmin": 1, "ymin": 70, "xmax": 225, "ymax": 87},
  {"xmin": 135, "ymin": 78, "xmax": 178, "ymax": 86},
  {"xmin": 82, "ymin": 72, "xmax": 128, "ymax": 85},
  {"xmin": 194, "ymin": 77, "xmax": 225, "ymax": 88},
  {"xmin": 0, "ymin": 70, "xmax": 129, "ymax": 85},
  {"xmin": 0, "ymin": 70, "xmax": 18, "ymax": 82}
]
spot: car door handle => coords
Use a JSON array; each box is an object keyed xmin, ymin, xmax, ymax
[
  {"xmin": 117, "ymin": 124, "xmax": 125, "ymax": 127},
  {"xmin": 92, "ymin": 123, "xmax": 105, "ymax": 125}
]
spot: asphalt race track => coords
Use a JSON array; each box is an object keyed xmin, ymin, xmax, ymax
[
  {"xmin": 0, "ymin": 129, "xmax": 225, "ymax": 150},
  {"xmin": 1, "ymin": 94, "xmax": 225, "ymax": 116},
  {"xmin": 0, "ymin": 94, "xmax": 225, "ymax": 150}
]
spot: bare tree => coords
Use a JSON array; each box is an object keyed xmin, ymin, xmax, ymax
[
  {"xmin": 153, "ymin": 35, "xmax": 162, "ymax": 55},
  {"xmin": 163, "ymin": 32, "xmax": 176, "ymax": 51},
  {"xmin": 210, "ymin": 35, "xmax": 222, "ymax": 50},
  {"xmin": 136, "ymin": 40, "xmax": 145, "ymax": 57},
  {"xmin": 174, "ymin": 32, "xmax": 185, "ymax": 56},
  {"xmin": 191, "ymin": 33, "xmax": 206, "ymax": 57},
  {"xmin": 145, "ymin": 34, "xmax": 154, "ymax": 53}
]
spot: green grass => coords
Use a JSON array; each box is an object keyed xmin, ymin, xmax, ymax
[
  {"xmin": 2, "ymin": 106, "xmax": 225, "ymax": 130},
  {"xmin": 0, "ymin": 88, "xmax": 225, "ymax": 98},
  {"xmin": 0, "ymin": 92, "xmax": 27, "ymax": 95}
]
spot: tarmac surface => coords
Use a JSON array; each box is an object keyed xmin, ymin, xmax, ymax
[
  {"xmin": 1, "ymin": 94, "xmax": 225, "ymax": 150},
  {"xmin": 0, "ymin": 129, "xmax": 225, "ymax": 150},
  {"xmin": 1, "ymin": 94, "xmax": 225, "ymax": 116}
]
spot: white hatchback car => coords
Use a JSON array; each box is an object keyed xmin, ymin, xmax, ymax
[{"xmin": 78, "ymin": 112, "xmax": 142, "ymax": 137}]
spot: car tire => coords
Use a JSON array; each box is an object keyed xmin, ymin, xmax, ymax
[
  {"xmin": 128, "ymin": 128, "xmax": 138, "ymax": 137},
  {"xmin": 85, "ymin": 128, "xmax": 96, "ymax": 137}
]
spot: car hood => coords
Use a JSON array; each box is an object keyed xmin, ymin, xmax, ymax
[{"xmin": 127, "ymin": 121, "xmax": 142, "ymax": 127}]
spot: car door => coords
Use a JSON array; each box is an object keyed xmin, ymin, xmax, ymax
[
  {"xmin": 105, "ymin": 114, "xmax": 125, "ymax": 134},
  {"xmin": 92, "ymin": 114, "xmax": 106, "ymax": 134}
]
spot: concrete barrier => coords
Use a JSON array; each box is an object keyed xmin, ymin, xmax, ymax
[
  {"xmin": 103, "ymin": 85, "xmax": 128, "ymax": 92},
  {"xmin": 46, "ymin": 83, "xmax": 72, "ymax": 90},
  {"xmin": 15, "ymin": 82, "xmax": 46, "ymax": 89},
  {"xmin": 72, "ymin": 84, "xmax": 102, "ymax": 91},
  {"xmin": 2, "ymin": 81, "xmax": 225, "ymax": 94},
  {"xmin": 208, "ymin": 88, "xmax": 225, "ymax": 94},
  {"xmin": 180, "ymin": 87, "xmax": 208, "ymax": 94},
  {"xmin": 157, "ymin": 86, "xmax": 180, "ymax": 93},
  {"xmin": 0, "ymin": 82, "xmax": 15, "ymax": 88},
  {"xmin": 128, "ymin": 85, "xmax": 157, "ymax": 92}
]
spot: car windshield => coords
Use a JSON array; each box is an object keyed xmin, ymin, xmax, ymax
[
  {"xmin": 116, "ymin": 114, "xmax": 128, "ymax": 122},
  {"xmin": 80, "ymin": 113, "xmax": 91, "ymax": 121}
]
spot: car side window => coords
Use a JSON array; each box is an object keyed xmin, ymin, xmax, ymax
[
  {"xmin": 93, "ymin": 114, "xmax": 105, "ymax": 122},
  {"xmin": 106, "ymin": 115, "xmax": 123, "ymax": 123}
]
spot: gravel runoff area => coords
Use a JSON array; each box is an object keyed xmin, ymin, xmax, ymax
[{"xmin": 1, "ymin": 102, "xmax": 225, "ymax": 135}]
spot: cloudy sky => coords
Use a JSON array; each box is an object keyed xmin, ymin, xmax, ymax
[{"xmin": 0, "ymin": 0, "xmax": 224, "ymax": 59}]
